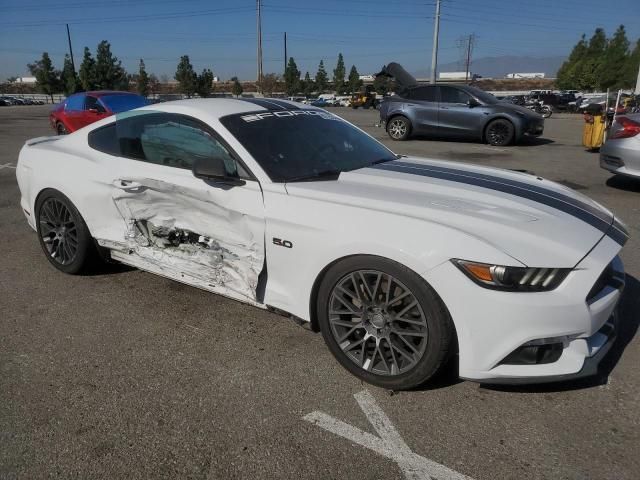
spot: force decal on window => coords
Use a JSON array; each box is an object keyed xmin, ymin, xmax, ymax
[{"xmin": 240, "ymin": 110, "xmax": 340, "ymax": 123}]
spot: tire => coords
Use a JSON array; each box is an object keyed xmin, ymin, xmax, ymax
[
  {"xmin": 387, "ymin": 116, "xmax": 411, "ymax": 141},
  {"xmin": 317, "ymin": 255, "xmax": 455, "ymax": 390},
  {"xmin": 541, "ymin": 106, "xmax": 552, "ymax": 118},
  {"xmin": 485, "ymin": 118, "xmax": 514, "ymax": 146},
  {"xmin": 35, "ymin": 189, "xmax": 98, "ymax": 274},
  {"xmin": 56, "ymin": 122, "xmax": 68, "ymax": 135}
]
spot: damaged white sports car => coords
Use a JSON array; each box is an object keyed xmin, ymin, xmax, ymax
[{"xmin": 17, "ymin": 98, "xmax": 628, "ymax": 389}]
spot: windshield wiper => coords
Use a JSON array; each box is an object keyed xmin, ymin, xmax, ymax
[{"xmin": 286, "ymin": 169, "xmax": 342, "ymax": 182}]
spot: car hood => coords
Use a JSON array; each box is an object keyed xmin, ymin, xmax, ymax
[
  {"xmin": 495, "ymin": 102, "xmax": 543, "ymax": 120},
  {"xmin": 285, "ymin": 157, "xmax": 620, "ymax": 267}
]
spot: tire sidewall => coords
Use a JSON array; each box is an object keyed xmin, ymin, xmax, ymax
[
  {"xmin": 317, "ymin": 255, "xmax": 453, "ymax": 390},
  {"xmin": 35, "ymin": 189, "xmax": 93, "ymax": 274}
]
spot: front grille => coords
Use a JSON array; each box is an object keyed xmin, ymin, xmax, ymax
[{"xmin": 587, "ymin": 262, "xmax": 625, "ymax": 302}]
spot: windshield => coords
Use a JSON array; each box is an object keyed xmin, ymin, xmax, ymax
[
  {"xmin": 100, "ymin": 94, "xmax": 148, "ymax": 113},
  {"xmin": 465, "ymin": 86, "xmax": 499, "ymax": 105},
  {"xmin": 220, "ymin": 109, "xmax": 396, "ymax": 182}
]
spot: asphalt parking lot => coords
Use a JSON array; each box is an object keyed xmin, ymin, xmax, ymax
[{"xmin": 1, "ymin": 104, "xmax": 639, "ymax": 480}]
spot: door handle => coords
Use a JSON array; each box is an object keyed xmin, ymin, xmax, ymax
[
  {"xmin": 113, "ymin": 179, "xmax": 142, "ymax": 190},
  {"xmin": 440, "ymin": 106, "xmax": 450, "ymax": 110}
]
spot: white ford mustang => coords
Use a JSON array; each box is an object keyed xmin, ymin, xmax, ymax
[{"xmin": 16, "ymin": 98, "xmax": 628, "ymax": 389}]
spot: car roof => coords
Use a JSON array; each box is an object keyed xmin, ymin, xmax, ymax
[{"xmin": 136, "ymin": 97, "xmax": 315, "ymax": 119}]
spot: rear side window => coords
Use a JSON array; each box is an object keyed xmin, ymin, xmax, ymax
[
  {"xmin": 88, "ymin": 123, "xmax": 119, "ymax": 156},
  {"xmin": 439, "ymin": 86, "xmax": 471, "ymax": 104},
  {"xmin": 408, "ymin": 86, "xmax": 437, "ymax": 102},
  {"xmin": 65, "ymin": 95, "xmax": 84, "ymax": 111},
  {"xmin": 84, "ymin": 96, "xmax": 106, "ymax": 112}
]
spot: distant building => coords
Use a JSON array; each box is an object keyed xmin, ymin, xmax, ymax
[
  {"xmin": 359, "ymin": 75, "xmax": 375, "ymax": 81},
  {"xmin": 505, "ymin": 73, "xmax": 546, "ymax": 79},
  {"xmin": 12, "ymin": 76, "xmax": 37, "ymax": 84},
  {"xmin": 439, "ymin": 71, "xmax": 474, "ymax": 80}
]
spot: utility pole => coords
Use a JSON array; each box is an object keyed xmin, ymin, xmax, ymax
[
  {"xmin": 429, "ymin": 0, "xmax": 441, "ymax": 84},
  {"xmin": 66, "ymin": 23, "xmax": 76, "ymax": 74},
  {"xmin": 464, "ymin": 34, "xmax": 475, "ymax": 83},
  {"xmin": 635, "ymin": 59, "xmax": 640, "ymax": 93},
  {"xmin": 256, "ymin": 0, "xmax": 263, "ymax": 92},
  {"xmin": 284, "ymin": 32, "xmax": 287, "ymax": 75}
]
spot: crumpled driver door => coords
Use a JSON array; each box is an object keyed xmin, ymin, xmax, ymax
[{"xmin": 107, "ymin": 111, "xmax": 265, "ymax": 304}]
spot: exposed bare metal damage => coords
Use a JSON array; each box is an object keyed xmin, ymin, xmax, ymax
[{"xmin": 106, "ymin": 177, "xmax": 264, "ymax": 302}]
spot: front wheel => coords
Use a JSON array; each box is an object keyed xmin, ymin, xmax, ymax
[
  {"xmin": 540, "ymin": 106, "xmax": 552, "ymax": 118},
  {"xmin": 485, "ymin": 118, "xmax": 515, "ymax": 146},
  {"xmin": 317, "ymin": 256, "xmax": 455, "ymax": 390},
  {"xmin": 56, "ymin": 122, "xmax": 68, "ymax": 135}
]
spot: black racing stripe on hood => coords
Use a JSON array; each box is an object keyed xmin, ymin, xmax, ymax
[
  {"xmin": 371, "ymin": 161, "xmax": 626, "ymax": 246},
  {"xmin": 392, "ymin": 161, "xmax": 612, "ymax": 226},
  {"xmin": 240, "ymin": 98, "xmax": 300, "ymax": 110}
]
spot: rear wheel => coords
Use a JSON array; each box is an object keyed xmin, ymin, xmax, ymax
[
  {"xmin": 56, "ymin": 122, "xmax": 68, "ymax": 135},
  {"xmin": 36, "ymin": 190, "xmax": 97, "ymax": 274},
  {"xmin": 485, "ymin": 118, "xmax": 514, "ymax": 146},
  {"xmin": 317, "ymin": 256, "xmax": 455, "ymax": 390},
  {"xmin": 387, "ymin": 116, "xmax": 411, "ymax": 141}
]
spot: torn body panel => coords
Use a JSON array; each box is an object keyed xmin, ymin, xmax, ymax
[{"xmin": 106, "ymin": 177, "xmax": 265, "ymax": 303}]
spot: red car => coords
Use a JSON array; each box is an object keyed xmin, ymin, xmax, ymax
[{"xmin": 50, "ymin": 91, "xmax": 148, "ymax": 135}]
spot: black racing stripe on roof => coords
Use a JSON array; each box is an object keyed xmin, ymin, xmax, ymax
[
  {"xmin": 239, "ymin": 98, "xmax": 300, "ymax": 110},
  {"xmin": 370, "ymin": 161, "xmax": 625, "ymax": 245}
]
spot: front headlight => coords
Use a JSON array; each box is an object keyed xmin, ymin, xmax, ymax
[{"xmin": 452, "ymin": 259, "xmax": 570, "ymax": 292}]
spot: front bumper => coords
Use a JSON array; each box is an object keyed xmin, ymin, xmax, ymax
[
  {"xmin": 423, "ymin": 234, "xmax": 625, "ymax": 384},
  {"xmin": 525, "ymin": 120, "xmax": 544, "ymax": 136}
]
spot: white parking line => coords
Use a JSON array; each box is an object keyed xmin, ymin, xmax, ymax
[
  {"xmin": 0, "ymin": 163, "xmax": 16, "ymax": 170},
  {"xmin": 303, "ymin": 390, "xmax": 474, "ymax": 480}
]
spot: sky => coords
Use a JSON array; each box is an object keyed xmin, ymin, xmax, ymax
[{"xmin": 1, "ymin": 0, "xmax": 639, "ymax": 82}]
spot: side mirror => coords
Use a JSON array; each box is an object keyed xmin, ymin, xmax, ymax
[
  {"xmin": 89, "ymin": 108, "xmax": 99, "ymax": 114},
  {"xmin": 467, "ymin": 98, "xmax": 480, "ymax": 108},
  {"xmin": 192, "ymin": 157, "xmax": 245, "ymax": 186}
]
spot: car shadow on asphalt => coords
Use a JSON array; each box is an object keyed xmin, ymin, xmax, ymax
[
  {"xmin": 480, "ymin": 273, "xmax": 640, "ymax": 393},
  {"xmin": 605, "ymin": 175, "xmax": 640, "ymax": 193},
  {"xmin": 80, "ymin": 261, "xmax": 135, "ymax": 277}
]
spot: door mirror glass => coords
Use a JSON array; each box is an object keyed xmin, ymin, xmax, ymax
[{"xmin": 192, "ymin": 157, "xmax": 245, "ymax": 186}]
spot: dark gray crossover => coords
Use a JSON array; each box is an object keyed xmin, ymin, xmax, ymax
[{"xmin": 377, "ymin": 63, "xmax": 544, "ymax": 146}]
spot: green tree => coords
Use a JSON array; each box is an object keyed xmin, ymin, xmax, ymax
[
  {"xmin": 578, "ymin": 28, "xmax": 607, "ymax": 90},
  {"xmin": 61, "ymin": 54, "xmax": 78, "ymax": 96},
  {"xmin": 94, "ymin": 40, "xmax": 127, "ymax": 89},
  {"xmin": 315, "ymin": 60, "xmax": 328, "ymax": 93},
  {"xmin": 621, "ymin": 39, "xmax": 640, "ymax": 89},
  {"xmin": 302, "ymin": 71, "xmax": 314, "ymax": 96},
  {"xmin": 137, "ymin": 59, "xmax": 150, "ymax": 97},
  {"xmin": 27, "ymin": 52, "xmax": 61, "ymax": 102},
  {"xmin": 78, "ymin": 47, "xmax": 97, "ymax": 91},
  {"xmin": 148, "ymin": 73, "xmax": 160, "ymax": 96},
  {"xmin": 333, "ymin": 53, "xmax": 346, "ymax": 94},
  {"xmin": 196, "ymin": 68, "xmax": 214, "ymax": 97},
  {"xmin": 260, "ymin": 73, "xmax": 279, "ymax": 97},
  {"xmin": 175, "ymin": 55, "xmax": 197, "ymax": 97},
  {"xmin": 373, "ymin": 74, "xmax": 392, "ymax": 95},
  {"xmin": 598, "ymin": 25, "xmax": 630, "ymax": 90},
  {"xmin": 231, "ymin": 76, "xmax": 243, "ymax": 97},
  {"xmin": 556, "ymin": 34, "xmax": 588, "ymax": 90},
  {"xmin": 284, "ymin": 57, "xmax": 300, "ymax": 96},
  {"xmin": 347, "ymin": 65, "xmax": 362, "ymax": 93}
]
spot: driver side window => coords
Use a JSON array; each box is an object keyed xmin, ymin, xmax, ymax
[
  {"xmin": 439, "ymin": 86, "xmax": 471, "ymax": 105},
  {"xmin": 116, "ymin": 113, "xmax": 242, "ymax": 176}
]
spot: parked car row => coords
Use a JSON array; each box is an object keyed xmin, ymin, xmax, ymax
[{"xmin": 0, "ymin": 96, "xmax": 46, "ymax": 106}]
